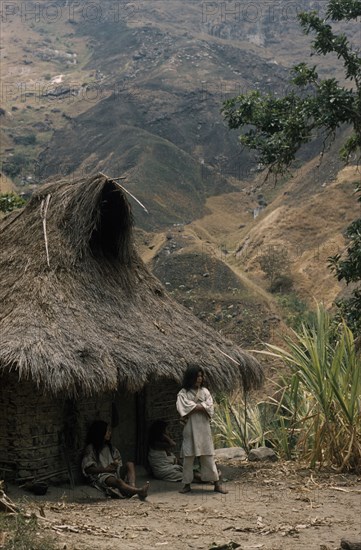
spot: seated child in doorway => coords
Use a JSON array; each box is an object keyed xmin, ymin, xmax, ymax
[
  {"xmin": 148, "ymin": 420, "xmax": 183, "ymax": 482},
  {"xmin": 82, "ymin": 420, "xmax": 149, "ymax": 500},
  {"xmin": 147, "ymin": 420, "xmax": 203, "ymax": 483}
]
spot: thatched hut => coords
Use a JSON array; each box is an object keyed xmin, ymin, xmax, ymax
[{"xmin": 0, "ymin": 173, "xmax": 263, "ymax": 483}]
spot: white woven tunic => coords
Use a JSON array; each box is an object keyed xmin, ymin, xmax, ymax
[
  {"xmin": 176, "ymin": 387, "xmax": 215, "ymax": 457},
  {"xmin": 148, "ymin": 449, "xmax": 183, "ymax": 481}
]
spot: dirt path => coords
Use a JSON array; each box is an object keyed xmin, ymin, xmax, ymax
[{"xmin": 9, "ymin": 462, "xmax": 360, "ymax": 550}]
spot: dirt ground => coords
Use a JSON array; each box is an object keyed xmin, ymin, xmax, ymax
[{"xmin": 6, "ymin": 461, "xmax": 361, "ymax": 550}]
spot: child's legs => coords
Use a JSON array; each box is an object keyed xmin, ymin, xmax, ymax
[
  {"xmin": 105, "ymin": 475, "xmax": 148, "ymax": 497},
  {"xmin": 116, "ymin": 461, "xmax": 136, "ymax": 486},
  {"xmin": 124, "ymin": 461, "xmax": 136, "ymax": 486},
  {"xmin": 199, "ymin": 455, "xmax": 219, "ymax": 482},
  {"xmin": 182, "ymin": 456, "xmax": 195, "ymax": 484}
]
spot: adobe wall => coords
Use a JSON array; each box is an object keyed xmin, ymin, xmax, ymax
[
  {"xmin": 145, "ymin": 378, "xmax": 182, "ymax": 454},
  {"xmin": 0, "ymin": 372, "xmax": 113, "ymax": 482},
  {"xmin": 111, "ymin": 385, "xmax": 137, "ymax": 463},
  {"xmin": 0, "ymin": 372, "xmax": 180, "ymax": 482}
]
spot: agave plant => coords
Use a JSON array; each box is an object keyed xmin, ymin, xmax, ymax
[
  {"xmin": 262, "ymin": 306, "xmax": 361, "ymax": 471},
  {"xmin": 258, "ymin": 378, "xmax": 310, "ymax": 460},
  {"xmin": 212, "ymin": 391, "xmax": 267, "ymax": 452}
]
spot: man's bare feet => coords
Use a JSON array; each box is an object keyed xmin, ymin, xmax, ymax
[
  {"xmin": 138, "ymin": 481, "xmax": 150, "ymax": 501},
  {"xmin": 179, "ymin": 484, "xmax": 191, "ymax": 494}
]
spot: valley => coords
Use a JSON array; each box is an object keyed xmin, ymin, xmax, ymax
[{"xmin": 1, "ymin": 0, "xmax": 360, "ymax": 349}]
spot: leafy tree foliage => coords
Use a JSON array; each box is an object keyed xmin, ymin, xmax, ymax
[
  {"xmin": 223, "ymin": 0, "xmax": 361, "ymax": 330},
  {"xmin": 222, "ymin": 0, "xmax": 361, "ymax": 174},
  {"xmin": 0, "ymin": 193, "xmax": 26, "ymax": 213},
  {"xmin": 329, "ymin": 185, "xmax": 361, "ymax": 330},
  {"xmin": 258, "ymin": 245, "xmax": 292, "ymax": 290}
]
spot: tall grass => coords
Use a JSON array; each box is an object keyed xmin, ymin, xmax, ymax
[
  {"xmin": 213, "ymin": 306, "xmax": 361, "ymax": 472},
  {"xmin": 263, "ymin": 306, "xmax": 361, "ymax": 471},
  {"xmin": 213, "ymin": 392, "xmax": 267, "ymax": 452}
]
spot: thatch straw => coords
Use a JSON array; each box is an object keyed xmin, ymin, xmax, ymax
[{"xmin": 0, "ymin": 173, "xmax": 263, "ymax": 396}]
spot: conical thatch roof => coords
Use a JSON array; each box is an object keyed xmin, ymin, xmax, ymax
[{"xmin": 0, "ymin": 173, "xmax": 263, "ymax": 396}]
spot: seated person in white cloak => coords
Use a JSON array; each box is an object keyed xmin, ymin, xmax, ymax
[
  {"xmin": 82, "ymin": 420, "xmax": 149, "ymax": 500},
  {"xmin": 176, "ymin": 366, "xmax": 227, "ymax": 494},
  {"xmin": 147, "ymin": 420, "xmax": 183, "ymax": 482}
]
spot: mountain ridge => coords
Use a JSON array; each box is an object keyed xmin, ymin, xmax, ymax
[{"xmin": 1, "ymin": 0, "xmax": 359, "ymax": 348}]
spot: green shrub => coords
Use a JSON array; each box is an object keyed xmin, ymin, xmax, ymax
[
  {"xmin": 13, "ymin": 134, "xmax": 37, "ymax": 146},
  {"xmin": 0, "ymin": 193, "xmax": 26, "ymax": 213},
  {"xmin": 270, "ymin": 274, "xmax": 294, "ymax": 294},
  {"xmin": 258, "ymin": 245, "xmax": 291, "ymax": 287},
  {"xmin": 276, "ymin": 292, "xmax": 310, "ymax": 330},
  {"xmin": 3, "ymin": 153, "xmax": 29, "ymax": 178}
]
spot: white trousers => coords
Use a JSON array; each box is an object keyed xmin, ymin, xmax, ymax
[{"xmin": 182, "ymin": 455, "xmax": 219, "ymax": 484}]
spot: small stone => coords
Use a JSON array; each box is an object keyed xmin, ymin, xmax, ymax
[
  {"xmin": 341, "ymin": 538, "xmax": 361, "ymax": 550},
  {"xmin": 214, "ymin": 447, "xmax": 247, "ymax": 460},
  {"xmin": 248, "ymin": 447, "xmax": 278, "ymax": 462}
]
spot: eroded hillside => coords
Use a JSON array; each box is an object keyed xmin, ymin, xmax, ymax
[{"xmin": 1, "ymin": 0, "xmax": 359, "ymax": 349}]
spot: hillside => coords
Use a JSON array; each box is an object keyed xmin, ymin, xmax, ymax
[
  {"xmin": 1, "ymin": 0, "xmax": 340, "ymax": 204},
  {"xmin": 1, "ymin": 0, "xmax": 359, "ymax": 350},
  {"xmin": 138, "ymin": 151, "xmax": 359, "ymax": 349},
  {"xmin": 38, "ymin": 116, "xmax": 235, "ymax": 229},
  {"xmin": 0, "ymin": 173, "xmax": 15, "ymax": 193}
]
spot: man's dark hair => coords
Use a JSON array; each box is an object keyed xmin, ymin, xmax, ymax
[
  {"xmin": 148, "ymin": 420, "xmax": 168, "ymax": 448},
  {"xmin": 86, "ymin": 420, "xmax": 110, "ymax": 457},
  {"xmin": 182, "ymin": 366, "xmax": 205, "ymax": 391}
]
